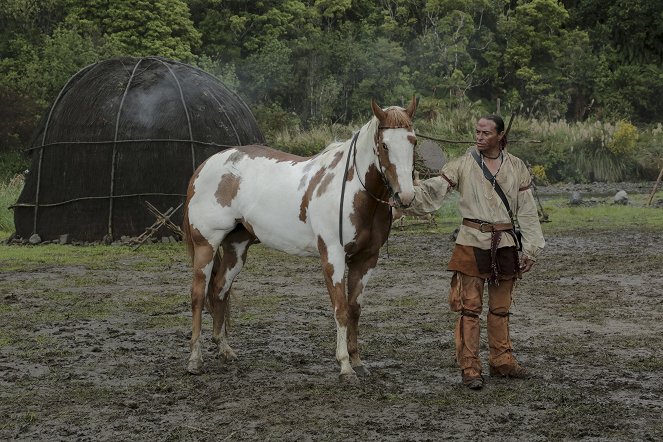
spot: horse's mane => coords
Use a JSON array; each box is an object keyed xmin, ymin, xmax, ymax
[
  {"xmin": 382, "ymin": 106, "xmax": 414, "ymax": 130},
  {"xmin": 319, "ymin": 106, "xmax": 412, "ymax": 154},
  {"xmin": 320, "ymin": 140, "xmax": 345, "ymax": 154}
]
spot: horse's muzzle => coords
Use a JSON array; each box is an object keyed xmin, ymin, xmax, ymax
[{"xmin": 393, "ymin": 191, "xmax": 414, "ymax": 209}]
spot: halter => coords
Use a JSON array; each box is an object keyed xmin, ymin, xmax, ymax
[{"xmin": 338, "ymin": 125, "xmax": 414, "ymax": 245}]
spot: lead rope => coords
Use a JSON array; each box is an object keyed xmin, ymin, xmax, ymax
[{"xmin": 339, "ymin": 131, "xmax": 360, "ymax": 246}]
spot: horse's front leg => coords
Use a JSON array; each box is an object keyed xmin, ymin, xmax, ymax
[
  {"xmin": 347, "ymin": 252, "xmax": 378, "ymax": 377},
  {"xmin": 317, "ymin": 237, "xmax": 356, "ymax": 383}
]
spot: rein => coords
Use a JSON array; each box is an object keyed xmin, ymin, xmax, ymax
[{"xmin": 339, "ymin": 132, "xmax": 360, "ymax": 245}]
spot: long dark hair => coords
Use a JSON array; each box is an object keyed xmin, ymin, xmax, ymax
[{"xmin": 481, "ymin": 114, "xmax": 507, "ymax": 149}]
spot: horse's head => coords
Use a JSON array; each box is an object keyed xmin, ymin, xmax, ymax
[{"xmin": 371, "ymin": 97, "xmax": 417, "ymax": 208}]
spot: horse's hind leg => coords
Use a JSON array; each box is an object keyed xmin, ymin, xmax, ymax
[
  {"xmin": 207, "ymin": 226, "xmax": 255, "ymax": 365},
  {"xmin": 187, "ymin": 234, "xmax": 220, "ymax": 374},
  {"xmin": 347, "ymin": 252, "xmax": 379, "ymax": 377}
]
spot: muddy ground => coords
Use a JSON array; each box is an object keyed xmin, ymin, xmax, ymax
[{"xmin": 1, "ymin": 217, "xmax": 662, "ymax": 441}]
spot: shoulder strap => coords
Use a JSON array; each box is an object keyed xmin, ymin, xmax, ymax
[{"xmin": 470, "ymin": 149, "xmax": 514, "ymax": 219}]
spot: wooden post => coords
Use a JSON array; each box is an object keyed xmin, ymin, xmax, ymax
[{"xmin": 648, "ymin": 163, "xmax": 663, "ymax": 206}]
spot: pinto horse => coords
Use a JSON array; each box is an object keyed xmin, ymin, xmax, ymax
[{"xmin": 182, "ymin": 98, "xmax": 417, "ymax": 381}]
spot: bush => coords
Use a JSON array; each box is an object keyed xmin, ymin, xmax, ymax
[
  {"xmin": 0, "ymin": 150, "xmax": 30, "ymax": 183},
  {"xmin": 0, "ymin": 173, "xmax": 24, "ymax": 235},
  {"xmin": 253, "ymin": 103, "xmax": 301, "ymax": 139},
  {"xmin": 269, "ymin": 125, "xmax": 352, "ymax": 157},
  {"xmin": 608, "ymin": 121, "xmax": 638, "ymax": 156}
]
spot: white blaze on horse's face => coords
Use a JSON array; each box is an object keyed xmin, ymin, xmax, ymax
[{"xmin": 378, "ymin": 127, "xmax": 416, "ymax": 207}]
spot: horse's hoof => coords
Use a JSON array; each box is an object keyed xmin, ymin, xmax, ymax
[
  {"xmin": 354, "ymin": 365, "xmax": 371, "ymax": 377},
  {"xmin": 218, "ymin": 346, "xmax": 237, "ymax": 362},
  {"xmin": 186, "ymin": 359, "xmax": 203, "ymax": 375},
  {"xmin": 339, "ymin": 372, "xmax": 360, "ymax": 384}
]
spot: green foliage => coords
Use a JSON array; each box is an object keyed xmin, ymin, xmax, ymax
[
  {"xmin": 0, "ymin": 173, "xmax": 24, "ymax": 236},
  {"xmin": 269, "ymin": 124, "xmax": 352, "ymax": 157},
  {"xmin": 1, "ymin": 0, "xmax": 662, "ymax": 165},
  {"xmin": 0, "ymin": 150, "xmax": 29, "ymax": 182},
  {"xmin": 65, "ymin": 0, "xmax": 201, "ymax": 60},
  {"xmin": 253, "ymin": 103, "xmax": 302, "ymax": 138},
  {"xmin": 608, "ymin": 121, "xmax": 638, "ymax": 156}
]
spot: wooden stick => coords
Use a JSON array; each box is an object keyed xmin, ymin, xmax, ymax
[
  {"xmin": 417, "ymin": 133, "xmax": 541, "ymax": 144},
  {"xmin": 648, "ymin": 163, "xmax": 663, "ymax": 206}
]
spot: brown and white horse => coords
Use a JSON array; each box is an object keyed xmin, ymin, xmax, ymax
[{"xmin": 182, "ymin": 98, "xmax": 417, "ymax": 381}]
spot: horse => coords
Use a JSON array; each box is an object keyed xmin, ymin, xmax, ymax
[{"xmin": 182, "ymin": 97, "xmax": 417, "ymax": 382}]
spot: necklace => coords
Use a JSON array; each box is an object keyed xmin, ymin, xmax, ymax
[
  {"xmin": 481, "ymin": 150, "xmax": 502, "ymax": 160},
  {"xmin": 480, "ymin": 152, "xmax": 504, "ymax": 193}
]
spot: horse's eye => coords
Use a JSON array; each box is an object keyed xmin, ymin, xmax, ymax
[{"xmin": 382, "ymin": 143, "xmax": 389, "ymax": 151}]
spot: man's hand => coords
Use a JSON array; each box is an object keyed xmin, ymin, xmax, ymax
[{"xmin": 519, "ymin": 255, "xmax": 534, "ymax": 273}]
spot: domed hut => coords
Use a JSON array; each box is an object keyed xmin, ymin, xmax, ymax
[{"xmin": 13, "ymin": 56, "xmax": 264, "ymax": 242}]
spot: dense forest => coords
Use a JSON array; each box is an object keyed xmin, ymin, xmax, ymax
[{"xmin": 1, "ymin": 0, "xmax": 662, "ymax": 183}]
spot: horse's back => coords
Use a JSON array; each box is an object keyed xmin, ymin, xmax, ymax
[{"xmin": 188, "ymin": 144, "xmax": 341, "ymax": 255}]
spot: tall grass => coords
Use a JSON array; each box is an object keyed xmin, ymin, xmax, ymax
[
  {"xmin": 0, "ymin": 174, "xmax": 23, "ymax": 237},
  {"xmin": 264, "ymin": 109, "xmax": 663, "ymax": 184},
  {"xmin": 270, "ymin": 124, "xmax": 354, "ymax": 156}
]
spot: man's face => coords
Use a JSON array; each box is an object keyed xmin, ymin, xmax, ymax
[{"xmin": 475, "ymin": 119, "xmax": 503, "ymax": 152}]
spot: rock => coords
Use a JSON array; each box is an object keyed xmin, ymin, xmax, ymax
[
  {"xmin": 569, "ymin": 191, "xmax": 583, "ymax": 205},
  {"xmin": 28, "ymin": 233, "xmax": 42, "ymax": 244},
  {"xmin": 613, "ymin": 190, "xmax": 628, "ymax": 205},
  {"xmin": 59, "ymin": 234, "xmax": 70, "ymax": 245}
]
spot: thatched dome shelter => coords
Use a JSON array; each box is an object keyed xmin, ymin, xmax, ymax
[{"xmin": 13, "ymin": 56, "xmax": 264, "ymax": 243}]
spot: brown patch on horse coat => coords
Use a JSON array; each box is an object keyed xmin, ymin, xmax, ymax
[
  {"xmin": 189, "ymin": 226, "xmax": 215, "ymax": 272},
  {"xmin": 215, "ymin": 173, "xmax": 241, "ymax": 207},
  {"xmin": 299, "ymin": 168, "xmax": 327, "ymax": 222},
  {"xmin": 316, "ymin": 172, "xmax": 335, "ymax": 197},
  {"xmin": 183, "ymin": 162, "xmax": 209, "ymax": 260},
  {"xmin": 228, "ymin": 145, "xmax": 308, "ymax": 165},
  {"xmin": 317, "ymin": 236, "xmax": 345, "ymax": 322},
  {"xmin": 407, "ymin": 134, "xmax": 417, "ymax": 145},
  {"xmin": 381, "ymin": 163, "xmax": 399, "ymax": 190},
  {"xmin": 346, "ymin": 166, "xmax": 354, "ymax": 181},
  {"xmin": 345, "ymin": 174, "xmax": 391, "ymax": 257},
  {"xmin": 329, "ymin": 151, "xmax": 344, "ymax": 169}
]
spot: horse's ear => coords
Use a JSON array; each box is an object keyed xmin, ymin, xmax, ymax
[
  {"xmin": 405, "ymin": 95, "xmax": 417, "ymax": 119},
  {"xmin": 371, "ymin": 99, "xmax": 386, "ymax": 121}
]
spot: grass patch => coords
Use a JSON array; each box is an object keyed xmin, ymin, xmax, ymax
[
  {"xmin": 0, "ymin": 242, "xmax": 187, "ymax": 271},
  {"xmin": 628, "ymin": 356, "xmax": 663, "ymax": 372},
  {"xmin": 392, "ymin": 192, "xmax": 663, "ymax": 237},
  {"xmin": 540, "ymin": 194, "xmax": 663, "ymax": 233},
  {"xmin": 0, "ymin": 173, "xmax": 24, "ymax": 236}
]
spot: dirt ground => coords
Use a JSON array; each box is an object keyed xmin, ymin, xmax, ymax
[{"xmin": 1, "ymin": 217, "xmax": 662, "ymax": 440}]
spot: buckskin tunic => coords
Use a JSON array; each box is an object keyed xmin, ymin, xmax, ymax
[{"xmin": 408, "ymin": 146, "xmax": 545, "ymax": 378}]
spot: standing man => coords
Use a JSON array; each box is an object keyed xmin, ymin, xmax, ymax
[{"xmin": 407, "ymin": 115, "xmax": 545, "ymax": 390}]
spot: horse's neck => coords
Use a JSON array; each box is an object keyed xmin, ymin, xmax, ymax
[{"xmin": 352, "ymin": 120, "xmax": 378, "ymax": 179}]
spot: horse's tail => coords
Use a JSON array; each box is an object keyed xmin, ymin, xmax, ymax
[{"xmin": 182, "ymin": 175, "xmax": 196, "ymax": 263}]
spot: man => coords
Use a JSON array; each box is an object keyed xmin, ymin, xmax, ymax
[{"xmin": 407, "ymin": 115, "xmax": 545, "ymax": 389}]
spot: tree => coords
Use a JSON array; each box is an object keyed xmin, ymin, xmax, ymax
[{"xmin": 65, "ymin": 0, "xmax": 201, "ymax": 60}]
